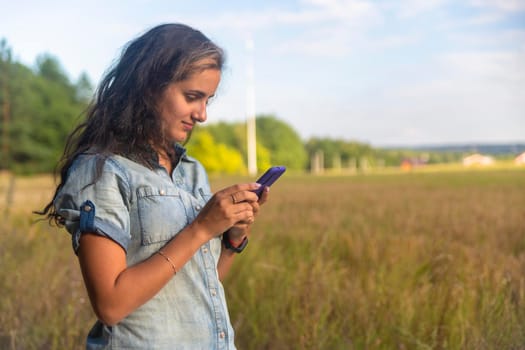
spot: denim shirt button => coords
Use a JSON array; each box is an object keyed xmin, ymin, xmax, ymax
[
  {"xmin": 202, "ymin": 247, "xmax": 209, "ymax": 254},
  {"xmin": 195, "ymin": 205, "xmax": 202, "ymax": 211},
  {"xmin": 211, "ymin": 289, "xmax": 217, "ymax": 296},
  {"xmin": 219, "ymin": 331, "xmax": 225, "ymax": 339},
  {"xmin": 159, "ymin": 189, "xmax": 166, "ymax": 195},
  {"xmin": 83, "ymin": 205, "xmax": 92, "ymax": 212}
]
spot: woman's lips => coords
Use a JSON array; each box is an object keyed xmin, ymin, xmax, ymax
[{"xmin": 182, "ymin": 121, "xmax": 194, "ymax": 131}]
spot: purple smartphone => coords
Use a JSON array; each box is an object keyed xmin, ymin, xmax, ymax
[{"xmin": 253, "ymin": 166, "xmax": 286, "ymax": 198}]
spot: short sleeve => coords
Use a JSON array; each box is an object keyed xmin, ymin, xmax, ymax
[{"xmin": 54, "ymin": 154, "xmax": 132, "ymax": 254}]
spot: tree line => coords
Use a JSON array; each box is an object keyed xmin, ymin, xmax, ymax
[
  {"xmin": 1, "ymin": 40, "xmax": 495, "ymax": 175},
  {"xmin": 0, "ymin": 40, "xmax": 91, "ymax": 174}
]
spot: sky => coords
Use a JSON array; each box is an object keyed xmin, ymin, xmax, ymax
[{"xmin": 2, "ymin": 0, "xmax": 525, "ymax": 146}]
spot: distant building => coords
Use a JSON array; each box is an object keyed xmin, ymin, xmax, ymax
[
  {"xmin": 462, "ymin": 153, "xmax": 494, "ymax": 167},
  {"xmin": 515, "ymin": 152, "xmax": 525, "ymax": 165},
  {"xmin": 400, "ymin": 157, "xmax": 427, "ymax": 171}
]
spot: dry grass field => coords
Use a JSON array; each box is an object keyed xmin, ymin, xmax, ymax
[{"xmin": 1, "ymin": 167, "xmax": 524, "ymax": 349}]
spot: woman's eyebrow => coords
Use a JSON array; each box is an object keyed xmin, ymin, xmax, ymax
[
  {"xmin": 186, "ymin": 90, "xmax": 206, "ymax": 97},
  {"xmin": 186, "ymin": 90, "xmax": 215, "ymax": 99}
]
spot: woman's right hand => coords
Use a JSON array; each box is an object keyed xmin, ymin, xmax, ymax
[{"xmin": 190, "ymin": 183, "xmax": 261, "ymax": 240}]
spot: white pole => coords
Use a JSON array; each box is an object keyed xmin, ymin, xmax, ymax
[{"xmin": 246, "ymin": 37, "xmax": 257, "ymax": 176}]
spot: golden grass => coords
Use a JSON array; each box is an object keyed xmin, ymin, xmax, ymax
[{"xmin": 1, "ymin": 168, "xmax": 524, "ymax": 349}]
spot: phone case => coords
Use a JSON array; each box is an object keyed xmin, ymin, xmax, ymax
[{"xmin": 253, "ymin": 166, "xmax": 286, "ymax": 197}]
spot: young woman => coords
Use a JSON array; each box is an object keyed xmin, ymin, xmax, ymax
[{"xmin": 39, "ymin": 23, "xmax": 268, "ymax": 349}]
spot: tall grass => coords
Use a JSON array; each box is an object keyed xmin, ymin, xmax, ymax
[
  {"xmin": 0, "ymin": 175, "xmax": 88, "ymax": 349},
  {"xmin": 1, "ymin": 169, "xmax": 524, "ymax": 349}
]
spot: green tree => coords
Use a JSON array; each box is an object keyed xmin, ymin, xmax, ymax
[
  {"xmin": 0, "ymin": 42, "xmax": 90, "ymax": 174},
  {"xmin": 0, "ymin": 39, "xmax": 13, "ymax": 170},
  {"xmin": 75, "ymin": 72, "xmax": 94, "ymax": 103},
  {"xmin": 204, "ymin": 121, "xmax": 271, "ymax": 172},
  {"xmin": 255, "ymin": 115, "xmax": 307, "ymax": 170},
  {"xmin": 186, "ymin": 129, "xmax": 246, "ymax": 174},
  {"xmin": 230, "ymin": 122, "xmax": 271, "ymax": 172},
  {"xmin": 206, "ymin": 121, "xmax": 242, "ymax": 150},
  {"xmin": 36, "ymin": 54, "xmax": 71, "ymax": 88},
  {"xmin": 305, "ymin": 137, "xmax": 379, "ymax": 169}
]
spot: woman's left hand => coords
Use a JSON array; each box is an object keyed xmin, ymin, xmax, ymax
[{"xmin": 227, "ymin": 186, "xmax": 270, "ymax": 243}]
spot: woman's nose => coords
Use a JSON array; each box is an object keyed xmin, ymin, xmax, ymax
[{"xmin": 192, "ymin": 103, "xmax": 207, "ymax": 123}]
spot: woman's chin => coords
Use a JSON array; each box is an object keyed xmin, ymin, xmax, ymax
[{"xmin": 169, "ymin": 131, "xmax": 189, "ymax": 144}]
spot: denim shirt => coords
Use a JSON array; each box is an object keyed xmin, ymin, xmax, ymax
[{"xmin": 54, "ymin": 145, "xmax": 236, "ymax": 350}]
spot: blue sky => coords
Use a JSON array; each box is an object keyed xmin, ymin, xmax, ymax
[{"xmin": 2, "ymin": 0, "xmax": 524, "ymax": 146}]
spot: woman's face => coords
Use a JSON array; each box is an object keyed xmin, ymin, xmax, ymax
[{"xmin": 157, "ymin": 67, "xmax": 221, "ymax": 143}]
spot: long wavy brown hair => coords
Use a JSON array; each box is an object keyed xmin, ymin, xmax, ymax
[{"xmin": 37, "ymin": 23, "xmax": 224, "ymax": 224}]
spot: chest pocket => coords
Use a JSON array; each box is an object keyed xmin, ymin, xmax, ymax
[{"xmin": 137, "ymin": 186, "xmax": 189, "ymax": 245}]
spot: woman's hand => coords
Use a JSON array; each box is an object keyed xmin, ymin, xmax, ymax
[
  {"xmin": 190, "ymin": 183, "xmax": 262, "ymax": 240},
  {"xmin": 216, "ymin": 184, "xmax": 270, "ymax": 280},
  {"xmin": 227, "ymin": 185, "xmax": 270, "ymax": 242}
]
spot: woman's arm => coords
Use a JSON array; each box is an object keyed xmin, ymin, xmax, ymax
[
  {"xmin": 78, "ymin": 224, "xmax": 206, "ymax": 326},
  {"xmin": 78, "ymin": 183, "xmax": 261, "ymax": 326},
  {"xmin": 217, "ymin": 228, "xmax": 248, "ymax": 281}
]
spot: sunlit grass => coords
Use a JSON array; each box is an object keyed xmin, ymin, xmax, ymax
[{"xmin": 1, "ymin": 168, "xmax": 524, "ymax": 349}]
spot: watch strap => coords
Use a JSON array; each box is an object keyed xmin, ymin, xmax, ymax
[{"xmin": 223, "ymin": 231, "xmax": 248, "ymax": 253}]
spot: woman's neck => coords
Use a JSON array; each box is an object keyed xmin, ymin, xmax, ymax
[{"xmin": 157, "ymin": 149, "xmax": 174, "ymax": 174}]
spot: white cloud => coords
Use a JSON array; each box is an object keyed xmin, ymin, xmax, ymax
[
  {"xmin": 469, "ymin": 0, "xmax": 525, "ymax": 12},
  {"xmin": 439, "ymin": 51, "xmax": 525, "ymax": 86},
  {"xmin": 369, "ymin": 33, "xmax": 423, "ymax": 50},
  {"xmin": 195, "ymin": 0, "xmax": 381, "ymax": 32},
  {"xmin": 185, "ymin": 1, "xmax": 384, "ymax": 59},
  {"xmin": 302, "ymin": 0, "xmax": 381, "ymax": 21},
  {"xmin": 449, "ymin": 28, "xmax": 525, "ymax": 50},
  {"xmin": 392, "ymin": 0, "xmax": 451, "ymax": 18},
  {"xmin": 273, "ymin": 26, "xmax": 359, "ymax": 57}
]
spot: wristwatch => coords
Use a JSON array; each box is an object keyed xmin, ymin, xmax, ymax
[{"xmin": 223, "ymin": 231, "xmax": 249, "ymax": 253}]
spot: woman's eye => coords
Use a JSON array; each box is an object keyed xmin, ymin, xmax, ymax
[{"xmin": 185, "ymin": 94, "xmax": 198, "ymax": 102}]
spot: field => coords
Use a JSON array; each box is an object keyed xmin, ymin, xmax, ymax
[{"xmin": 1, "ymin": 167, "xmax": 525, "ymax": 349}]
